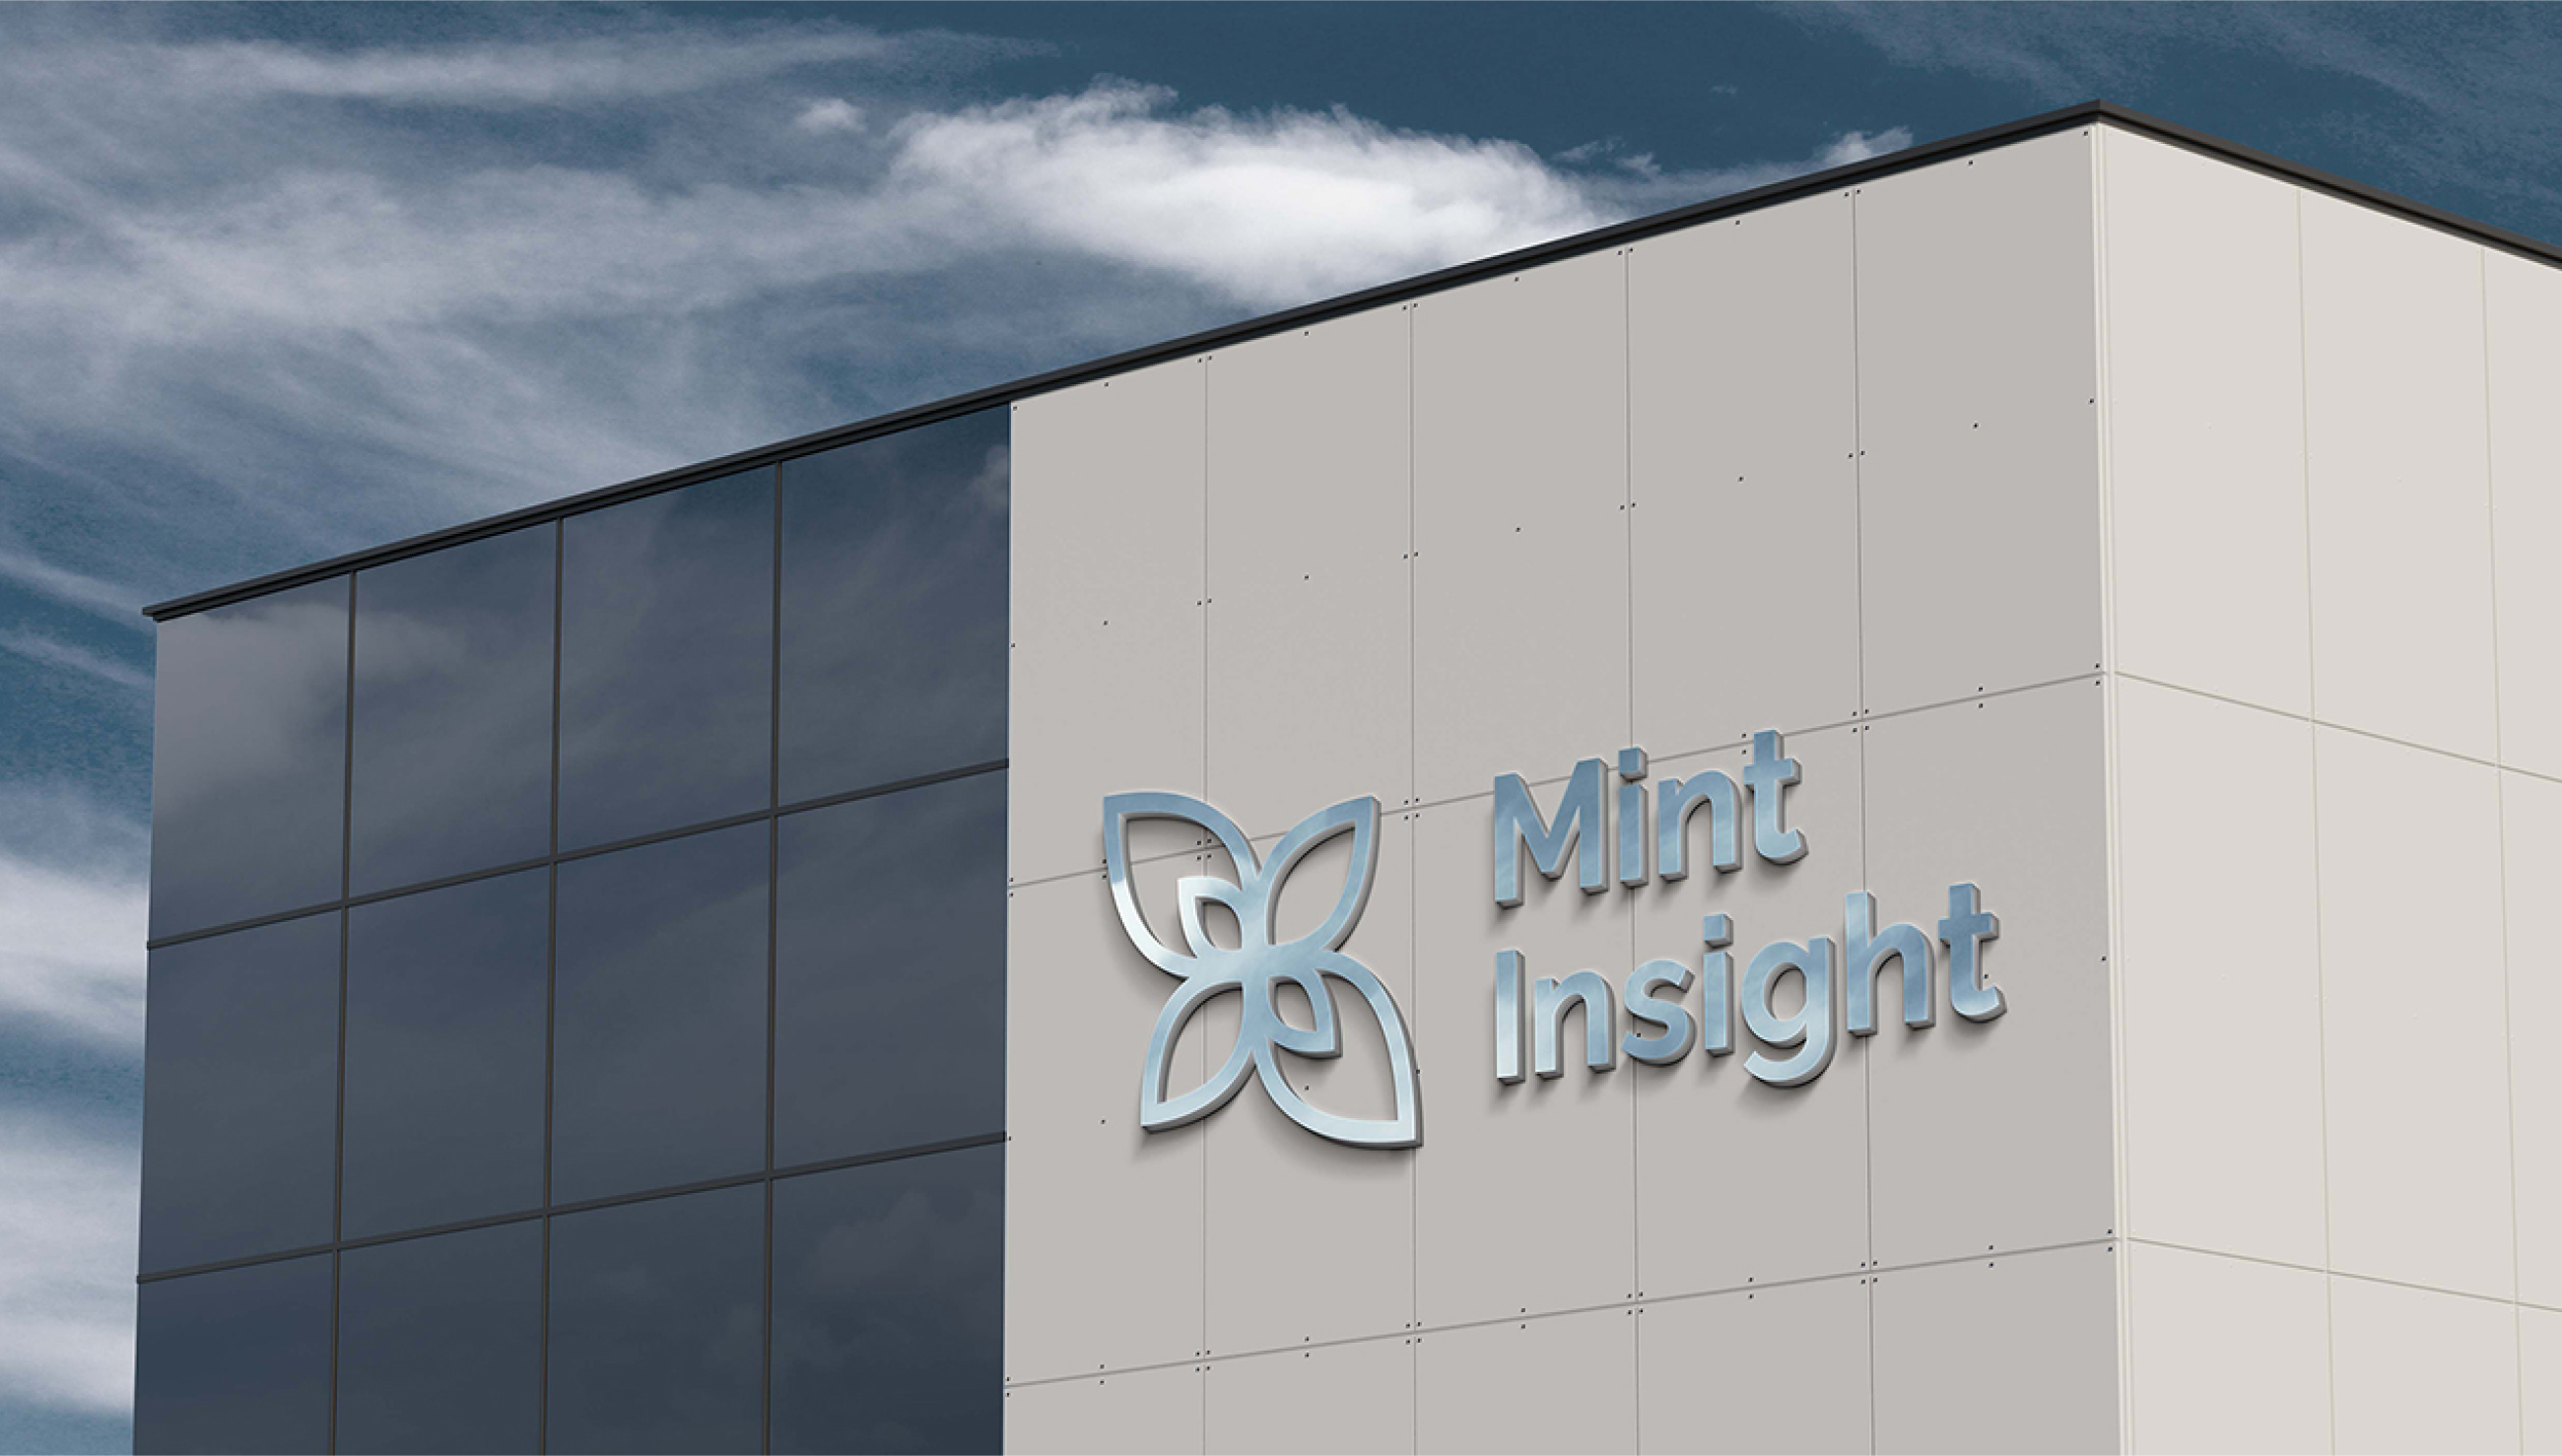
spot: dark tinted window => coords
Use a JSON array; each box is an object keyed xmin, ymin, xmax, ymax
[
  {"xmin": 559, "ymin": 471, "xmax": 771, "ymax": 851},
  {"xmin": 149, "ymin": 576, "xmax": 347, "ymax": 937},
  {"xmin": 342, "ymin": 870, "xmax": 547, "ymax": 1238},
  {"xmin": 335, "ymin": 1222, "xmax": 542, "ymax": 1455},
  {"xmin": 132, "ymin": 1254, "xmax": 332, "ymax": 1455},
  {"xmin": 778, "ymin": 410, "xmax": 1007, "ymax": 802},
  {"xmin": 771, "ymin": 1145, "xmax": 1002, "ymax": 1454},
  {"xmin": 350, "ymin": 524, "xmax": 554, "ymax": 894},
  {"xmin": 547, "ymin": 1184, "xmax": 765, "ymax": 1455},
  {"xmin": 140, "ymin": 914, "xmax": 339, "ymax": 1273},
  {"xmin": 775, "ymin": 772, "xmax": 1004, "ymax": 1166},
  {"xmin": 552, "ymin": 824, "xmax": 767, "ymax": 1205}
]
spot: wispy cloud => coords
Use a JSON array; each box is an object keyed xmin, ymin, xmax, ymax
[
  {"xmin": 0, "ymin": 1108, "xmax": 138, "ymax": 1422},
  {"xmin": 0, "ymin": 785, "xmax": 148, "ymax": 1051}
]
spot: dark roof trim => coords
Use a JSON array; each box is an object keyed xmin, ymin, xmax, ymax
[{"xmin": 145, "ymin": 99, "xmax": 2562, "ymax": 621}]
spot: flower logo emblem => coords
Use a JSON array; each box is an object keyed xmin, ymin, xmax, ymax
[{"xmin": 1105, "ymin": 791, "xmax": 1421, "ymax": 1150}]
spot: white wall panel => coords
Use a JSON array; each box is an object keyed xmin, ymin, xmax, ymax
[
  {"xmin": 1631, "ymin": 727, "xmax": 1868, "ymax": 1299},
  {"xmin": 2099, "ymin": 129, "xmax": 2313, "ymax": 716},
  {"xmin": 1854, "ymin": 130, "xmax": 2104, "ymax": 714},
  {"xmin": 1415, "ymin": 1306, "xmax": 1636, "ymax": 1455},
  {"xmin": 2316, "ymin": 727, "xmax": 2514, "ymax": 1300},
  {"xmin": 2300, "ymin": 192, "xmax": 2500, "ymax": 761},
  {"xmin": 1206, "ymin": 1337, "xmax": 1413, "ymax": 1456},
  {"xmin": 2524, "ymin": 1305, "xmax": 2562, "ymax": 1456},
  {"xmin": 2506, "ymin": 770, "xmax": 2562, "ymax": 1310},
  {"xmin": 2330, "ymin": 1276, "xmax": 2521, "ymax": 1455},
  {"xmin": 1628, "ymin": 194, "xmax": 1861, "ymax": 756},
  {"xmin": 1006, "ymin": 1365, "xmax": 1204, "ymax": 1456},
  {"xmin": 1203, "ymin": 823, "xmax": 1417, "ymax": 1355},
  {"xmin": 1863, "ymin": 682, "xmax": 2115, "ymax": 1267},
  {"xmin": 1871, "ymin": 1241, "xmax": 2120, "ymax": 1454},
  {"xmin": 2115, "ymin": 681, "xmax": 2326, "ymax": 1267},
  {"xmin": 1010, "ymin": 364, "xmax": 1208, "ymax": 884},
  {"xmin": 1411, "ymin": 795, "xmax": 1637, "ymax": 1328},
  {"xmin": 2124, "ymin": 1243, "xmax": 2330, "ymax": 1455},
  {"xmin": 1635, "ymin": 1277, "xmax": 1872, "ymax": 1455},
  {"xmin": 1411, "ymin": 252, "xmax": 1630, "ymax": 803},
  {"xmin": 2486, "ymin": 250, "xmax": 2562, "ymax": 779},
  {"xmin": 1206, "ymin": 311, "xmax": 1413, "ymax": 837}
]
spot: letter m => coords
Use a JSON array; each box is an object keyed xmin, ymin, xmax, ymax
[{"xmin": 1493, "ymin": 758, "xmax": 1607, "ymax": 907}]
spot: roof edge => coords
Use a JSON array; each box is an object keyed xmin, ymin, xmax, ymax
[{"xmin": 144, "ymin": 99, "xmax": 2562, "ymax": 621}]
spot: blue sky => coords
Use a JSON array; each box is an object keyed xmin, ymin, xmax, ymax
[{"xmin": 5, "ymin": 4, "xmax": 2560, "ymax": 1449}]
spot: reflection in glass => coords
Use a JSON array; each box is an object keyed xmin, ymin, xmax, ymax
[
  {"xmin": 351, "ymin": 524, "xmax": 554, "ymax": 894},
  {"xmin": 547, "ymin": 1184, "xmax": 764, "ymax": 1455},
  {"xmin": 139, "ymin": 914, "xmax": 339, "ymax": 1274},
  {"xmin": 149, "ymin": 576, "xmax": 348, "ymax": 937},
  {"xmin": 343, "ymin": 870, "xmax": 547, "ymax": 1238},
  {"xmin": 552, "ymin": 823, "xmax": 767, "ymax": 1205},
  {"xmin": 770, "ymin": 1146, "xmax": 1002, "ymax": 1454},
  {"xmin": 335, "ymin": 1222, "xmax": 542, "ymax": 1455},
  {"xmin": 133, "ymin": 1254, "xmax": 332, "ymax": 1455},
  {"xmin": 559, "ymin": 470, "xmax": 772, "ymax": 851},
  {"xmin": 778, "ymin": 409, "xmax": 1007, "ymax": 802},
  {"xmin": 775, "ymin": 772, "xmax": 1003, "ymax": 1166}
]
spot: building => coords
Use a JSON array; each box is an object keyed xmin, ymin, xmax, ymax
[{"xmin": 133, "ymin": 101, "xmax": 2561, "ymax": 1454}]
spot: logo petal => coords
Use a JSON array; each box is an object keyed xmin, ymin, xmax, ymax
[
  {"xmin": 1105, "ymin": 791, "xmax": 1259, "ymax": 977},
  {"xmin": 1252, "ymin": 953, "xmax": 1420, "ymax": 1150},
  {"xmin": 1138, "ymin": 969, "xmax": 1257, "ymax": 1132},
  {"xmin": 1254, "ymin": 796, "xmax": 1379, "ymax": 953}
]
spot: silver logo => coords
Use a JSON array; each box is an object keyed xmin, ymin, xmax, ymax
[{"xmin": 1106, "ymin": 791, "xmax": 1421, "ymax": 1150}]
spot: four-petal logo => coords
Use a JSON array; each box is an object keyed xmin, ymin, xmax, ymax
[{"xmin": 1105, "ymin": 791, "xmax": 1421, "ymax": 1150}]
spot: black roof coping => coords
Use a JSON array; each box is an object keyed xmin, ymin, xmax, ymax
[{"xmin": 144, "ymin": 99, "xmax": 2562, "ymax": 621}]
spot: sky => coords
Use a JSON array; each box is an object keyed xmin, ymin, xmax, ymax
[{"xmin": 5, "ymin": 3, "xmax": 2562, "ymax": 1449}]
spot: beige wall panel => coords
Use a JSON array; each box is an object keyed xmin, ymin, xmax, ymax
[
  {"xmin": 1205, "ymin": 310, "xmax": 1414, "ymax": 837},
  {"xmin": 1854, "ymin": 130, "xmax": 2104, "ymax": 715},
  {"xmin": 2507, "ymin": 770, "xmax": 2562, "ymax": 1309},
  {"xmin": 2316, "ymin": 727, "xmax": 2514, "ymax": 1300},
  {"xmin": 1203, "ymin": 822, "xmax": 1417, "ymax": 1355},
  {"xmin": 1870, "ymin": 1241, "xmax": 2120, "ymax": 1454},
  {"xmin": 1411, "ymin": 252, "xmax": 1630, "ymax": 803},
  {"xmin": 2099, "ymin": 129, "xmax": 2313, "ymax": 716},
  {"xmin": 2329, "ymin": 1276, "xmax": 2520, "ymax": 1455},
  {"xmin": 1863, "ymin": 682, "xmax": 2115, "ymax": 1266},
  {"xmin": 2124, "ymin": 1242, "xmax": 2330, "ymax": 1455},
  {"xmin": 2525, "ymin": 1304, "xmax": 2562, "ymax": 1456},
  {"xmin": 1411, "ymin": 795, "xmax": 1637, "ymax": 1327},
  {"xmin": 1635, "ymin": 1276, "xmax": 1873, "ymax": 1455},
  {"xmin": 1205, "ymin": 1337, "xmax": 1414, "ymax": 1456},
  {"xmin": 1006, "ymin": 858, "xmax": 1218, "ymax": 1383},
  {"xmin": 1631, "ymin": 726, "xmax": 1868, "ymax": 1298},
  {"xmin": 1628, "ymin": 193, "xmax": 1861, "ymax": 756},
  {"xmin": 2487, "ymin": 250, "xmax": 2562, "ymax": 778},
  {"xmin": 1414, "ymin": 1306, "xmax": 1637, "ymax": 1455},
  {"xmin": 2300, "ymin": 192, "xmax": 2500, "ymax": 761},
  {"xmin": 1006, "ymin": 1364, "xmax": 1205, "ymax": 1456},
  {"xmin": 1010, "ymin": 364, "xmax": 1208, "ymax": 884},
  {"xmin": 2116, "ymin": 681, "xmax": 2326, "ymax": 1267}
]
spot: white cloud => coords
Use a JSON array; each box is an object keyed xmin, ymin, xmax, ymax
[
  {"xmin": 0, "ymin": 1109, "xmax": 138, "ymax": 1421},
  {"xmin": 797, "ymin": 98, "xmax": 867, "ymax": 134},
  {"xmin": 0, "ymin": 631, "xmax": 150, "ymax": 695},
  {"xmin": 0, "ymin": 786, "xmax": 148, "ymax": 1051}
]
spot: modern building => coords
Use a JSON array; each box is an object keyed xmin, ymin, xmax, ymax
[{"xmin": 134, "ymin": 101, "xmax": 2560, "ymax": 1454}]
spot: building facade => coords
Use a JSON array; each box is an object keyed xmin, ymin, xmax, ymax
[{"xmin": 137, "ymin": 103, "xmax": 2561, "ymax": 1453}]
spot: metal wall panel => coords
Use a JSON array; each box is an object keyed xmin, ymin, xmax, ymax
[
  {"xmin": 1204, "ymin": 1338, "xmax": 1413, "ymax": 1456},
  {"xmin": 1414, "ymin": 1306, "xmax": 1636, "ymax": 1456},
  {"xmin": 2314, "ymin": 727, "xmax": 2514, "ymax": 1301},
  {"xmin": 2486, "ymin": 248, "xmax": 2562, "ymax": 780},
  {"xmin": 2505, "ymin": 769, "xmax": 2562, "ymax": 1312},
  {"xmin": 2329, "ymin": 1276, "xmax": 2521, "ymax": 1455},
  {"xmin": 1004, "ymin": 1365, "xmax": 1205, "ymax": 1456},
  {"xmin": 1009, "ymin": 363, "xmax": 1209, "ymax": 885},
  {"xmin": 1861, "ymin": 682, "xmax": 2115, "ymax": 1268},
  {"xmin": 2524, "ymin": 1306, "xmax": 2562, "ymax": 1456},
  {"xmin": 2123, "ymin": 1244, "xmax": 2329, "ymax": 1455},
  {"xmin": 1627, "ymin": 192, "xmax": 1861, "ymax": 755},
  {"xmin": 1869, "ymin": 1242, "xmax": 2121, "ymax": 1454},
  {"xmin": 1633, "ymin": 1277, "xmax": 1873, "ymax": 1455},
  {"xmin": 2098, "ymin": 130, "xmax": 2313, "ymax": 716},
  {"xmin": 1629, "ymin": 727, "xmax": 1868, "ymax": 1299},
  {"xmin": 2299, "ymin": 191, "xmax": 2501, "ymax": 762},
  {"xmin": 1853, "ymin": 128, "xmax": 2103, "ymax": 716},
  {"xmin": 2114, "ymin": 681, "xmax": 2326, "ymax": 1269},
  {"xmin": 1410, "ymin": 251, "xmax": 1630, "ymax": 804}
]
